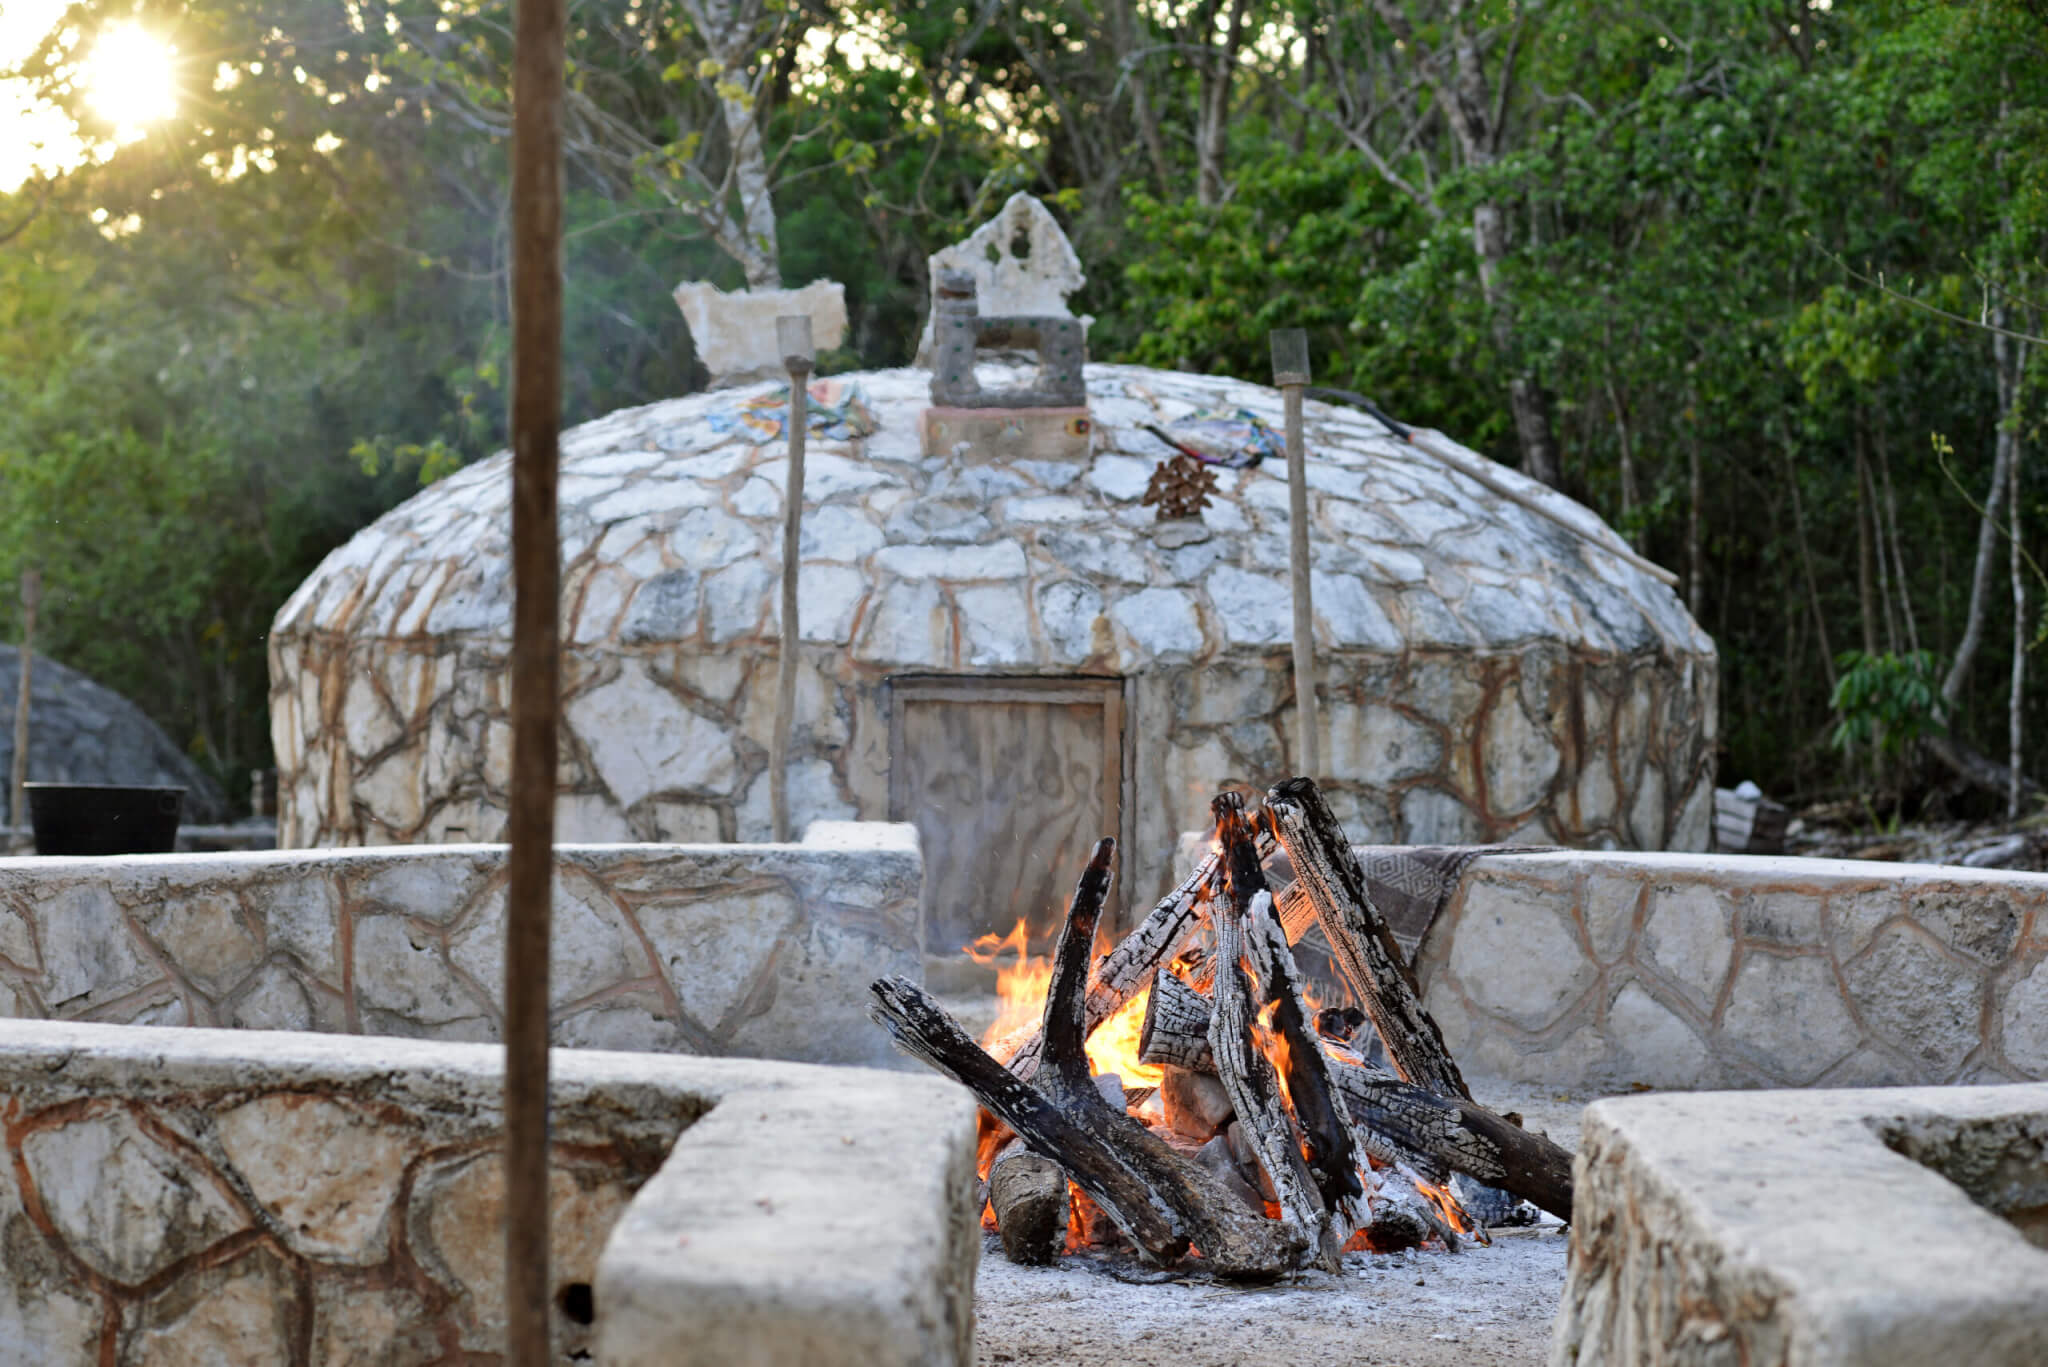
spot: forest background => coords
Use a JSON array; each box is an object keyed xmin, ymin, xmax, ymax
[{"xmin": 1, "ymin": 0, "xmax": 2044, "ymax": 818}]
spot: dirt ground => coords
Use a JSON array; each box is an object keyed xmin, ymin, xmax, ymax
[{"xmin": 973, "ymin": 1079, "xmax": 1597, "ymax": 1367}]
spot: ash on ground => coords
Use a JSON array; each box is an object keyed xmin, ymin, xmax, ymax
[{"xmin": 975, "ymin": 1078, "xmax": 1593, "ymax": 1367}]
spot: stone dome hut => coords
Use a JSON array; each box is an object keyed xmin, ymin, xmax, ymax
[{"xmin": 270, "ymin": 362, "xmax": 1715, "ymax": 946}]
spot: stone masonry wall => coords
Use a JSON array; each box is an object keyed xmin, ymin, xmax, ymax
[
  {"xmin": 0, "ymin": 823, "xmax": 920, "ymax": 1068},
  {"xmin": 1417, "ymin": 850, "xmax": 2048, "ymax": 1091},
  {"xmin": 0, "ymin": 1022, "xmax": 692, "ymax": 1364},
  {"xmin": 0, "ymin": 1020, "xmax": 982, "ymax": 1367},
  {"xmin": 271, "ymin": 363, "xmax": 1715, "ymax": 903}
]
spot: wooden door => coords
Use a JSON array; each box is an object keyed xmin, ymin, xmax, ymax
[{"xmin": 889, "ymin": 677, "xmax": 1126, "ymax": 955}]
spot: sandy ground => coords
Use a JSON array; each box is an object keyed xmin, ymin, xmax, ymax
[{"xmin": 973, "ymin": 1077, "xmax": 1604, "ymax": 1367}]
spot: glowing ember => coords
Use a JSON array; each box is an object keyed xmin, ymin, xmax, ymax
[{"xmin": 965, "ymin": 918, "xmax": 1160, "ymax": 1089}]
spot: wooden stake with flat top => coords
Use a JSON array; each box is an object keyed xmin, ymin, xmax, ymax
[
  {"xmin": 504, "ymin": 0, "xmax": 565, "ymax": 1354},
  {"xmin": 10, "ymin": 567, "xmax": 38, "ymax": 849},
  {"xmin": 771, "ymin": 315, "xmax": 814, "ymax": 843},
  {"xmin": 1272, "ymin": 329, "xmax": 1320, "ymax": 779}
]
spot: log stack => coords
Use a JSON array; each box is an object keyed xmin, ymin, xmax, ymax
[{"xmin": 869, "ymin": 778, "xmax": 1572, "ymax": 1280}]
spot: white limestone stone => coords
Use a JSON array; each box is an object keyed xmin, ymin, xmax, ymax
[
  {"xmin": 1325, "ymin": 701, "xmax": 1442, "ymax": 787},
  {"xmin": 636, "ymin": 886, "xmax": 802, "ymax": 1033},
  {"xmin": 2001, "ymin": 956, "xmax": 2048, "ymax": 1076},
  {"xmin": 1310, "ymin": 571, "xmax": 1404, "ymax": 650},
  {"xmin": 566, "ymin": 665, "xmax": 738, "ymax": 808},
  {"xmin": 1843, "ymin": 923, "xmax": 1986, "ymax": 1074},
  {"xmin": 1448, "ymin": 884, "xmax": 1598, "ymax": 1032},
  {"xmin": 1639, "ymin": 882, "xmax": 1735, "ymax": 1012},
  {"xmin": 873, "ymin": 541, "xmax": 1027, "ymax": 581},
  {"xmin": 1604, "ymin": 980, "xmax": 1710, "ymax": 1087},
  {"xmin": 854, "ymin": 579, "xmax": 949, "ymax": 666},
  {"xmin": 1482, "ymin": 695, "xmax": 1564, "ymax": 815},
  {"xmin": 216, "ymin": 1094, "xmax": 413, "ymax": 1263},
  {"xmin": 36, "ymin": 884, "xmax": 155, "ymax": 1010},
  {"xmin": 1088, "ymin": 454, "xmax": 1154, "ymax": 501},
  {"xmin": 24, "ymin": 1110, "xmax": 249, "ymax": 1284},
  {"xmin": 352, "ymin": 914, "xmax": 488, "ymax": 1028},
  {"xmin": 1205, "ymin": 566, "xmax": 1292, "ymax": 646},
  {"xmin": 1719, "ymin": 950, "xmax": 1861, "ymax": 1081},
  {"xmin": 799, "ymin": 504, "xmax": 886, "ymax": 560},
  {"xmin": 1003, "ymin": 495, "xmax": 1092, "ymax": 524},
  {"xmin": 1037, "ymin": 580, "xmax": 1107, "ymax": 661},
  {"xmin": 1110, "ymin": 587, "xmax": 1203, "ymax": 657},
  {"xmin": 915, "ymin": 191, "xmax": 1088, "ymax": 362},
  {"xmin": 672, "ymin": 279, "xmax": 849, "ymax": 388},
  {"xmin": 956, "ymin": 583, "xmax": 1036, "ymax": 666},
  {"xmin": 450, "ymin": 873, "xmax": 643, "ymax": 1011}
]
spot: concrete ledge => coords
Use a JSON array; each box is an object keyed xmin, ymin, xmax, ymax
[
  {"xmin": 1417, "ymin": 851, "xmax": 2048, "ymax": 1090},
  {"xmin": 1552, "ymin": 1083, "xmax": 2048, "ymax": 1367},
  {"xmin": 0, "ymin": 823, "xmax": 922, "ymax": 1067},
  {"xmin": 0, "ymin": 1018, "xmax": 978, "ymax": 1365},
  {"xmin": 598, "ymin": 1053, "xmax": 980, "ymax": 1367}
]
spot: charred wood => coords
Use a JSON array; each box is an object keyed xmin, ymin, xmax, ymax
[
  {"xmin": 988, "ymin": 1139, "xmax": 1068, "ymax": 1265},
  {"xmin": 1266, "ymin": 777, "xmax": 1470, "ymax": 1101},
  {"xmin": 1139, "ymin": 970, "xmax": 1216, "ymax": 1071},
  {"xmin": 870, "ymin": 839, "xmax": 1304, "ymax": 1278}
]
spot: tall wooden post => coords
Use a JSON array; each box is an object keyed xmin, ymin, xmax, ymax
[
  {"xmin": 770, "ymin": 316, "xmax": 814, "ymax": 843},
  {"xmin": 505, "ymin": 0, "xmax": 566, "ymax": 1356},
  {"xmin": 10, "ymin": 568, "xmax": 39, "ymax": 848},
  {"xmin": 1271, "ymin": 329, "xmax": 1320, "ymax": 779}
]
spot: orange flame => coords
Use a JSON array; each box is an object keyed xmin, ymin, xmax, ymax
[{"xmin": 966, "ymin": 918, "xmax": 1161, "ymax": 1090}]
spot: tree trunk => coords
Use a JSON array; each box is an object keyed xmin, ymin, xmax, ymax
[
  {"xmin": 1874, "ymin": 417, "xmax": 1922, "ymax": 654},
  {"xmin": 1854, "ymin": 424, "xmax": 1880, "ymax": 657},
  {"xmin": 682, "ymin": 1, "xmax": 782, "ymax": 288},
  {"xmin": 1781, "ymin": 441, "xmax": 1839, "ymax": 694},
  {"xmin": 1685, "ymin": 395, "xmax": 1704, "ymax": 618},
  {"xmin": 1603, "ymin": 363, "xmax": 1638, "ymax": 530},
  {"xmin": 1195, "ymin": 0, "xmax": 1250, "ymax": 207},
  {"xmin": 2011, "ymin": 409, "xmax": 2026, "ymax": 820},
  {"xmin": 1943, "ymin": 303, "xmax": 2020, "ymax": 708}
]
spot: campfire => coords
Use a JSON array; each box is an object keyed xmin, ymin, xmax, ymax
[{"xmin": 870, "ymin": 778, "xmax": 1574, "ymax": 1280}]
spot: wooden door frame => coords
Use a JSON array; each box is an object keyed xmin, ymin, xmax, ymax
[{"xmin": 885, "ymin": 673, "xmax": 1135, "ymax": 926}]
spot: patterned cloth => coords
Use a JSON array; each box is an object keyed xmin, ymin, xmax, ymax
[
  {"xmin": 1278, "ymin": 844, "xmax": 1552, "ymax": 976},
  {"xmin": 706, "ymin": 378, "xmax": 879, "ymax": 443},
  {"xmin": 1165, "ymin": 408, "xmax": 1285, "ymax": 468}
]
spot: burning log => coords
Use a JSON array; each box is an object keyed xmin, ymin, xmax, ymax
[
  {"xmin": 1328, "ymin": 1059, "xmax": 1573, "ymax": 1222},
  {"xmin": 1002, "ymin": 849, "xmax": 1220, "ymax": 1083},
  {"xmin": 870, "ymin": 839, "xmax": 1305, "ymax": 1278},
  {"xmin": 1139, "ymin": 926, "xmax": 1576, "ymax": 1221},
  {"xmin": 986, "ymin": 1139, "xmax": 1068, "ymax": 1265},
  {"xmin": 1265, "ymin": 777, "xmax": 1469, "ymax": 1101},
  {"xmin": 1138, "ymin": 970, "xmax": 1215, "ymax": 1072}
]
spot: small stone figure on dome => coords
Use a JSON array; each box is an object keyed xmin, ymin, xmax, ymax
[{"xmin": 1142, "ymin": 453, "xmax": 1220, "ymax": 521}]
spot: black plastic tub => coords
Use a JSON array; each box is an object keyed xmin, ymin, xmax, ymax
[{"xmin": 24, "ymin": 783, "xmax": 185, "ymax": 856}]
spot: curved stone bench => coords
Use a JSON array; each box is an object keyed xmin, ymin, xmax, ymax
[
  {"xmin": 1554, "ymin": 1083, "xmax": 2048, "ymax": 1366},
  {"xmin": 0, "ymin": 1018, "xmax": 977, "ymax": 1366}
]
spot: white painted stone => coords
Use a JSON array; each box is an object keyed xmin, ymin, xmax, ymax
[
  {"xmin": 730, "ymin": 475, "xmax": 781, "ymax": 519},
  {"xmin": 702, "ymin": 559, "xmax": 775, "ymax": 644},
  {"xmin": 1582, "ymin": 873, "xmax": 1640, "ymax": 963},
  {"xmin": 587, "ymin": 477, "xmax": 715, "ymax": 524},
  {"xmin": 1110, "ymin": 587, "xmax": 1203, "ymax": 657},
  {"xmin": 1003, "ymin": 495, "xmax": 1092, "ymax": 525},
  {"xmin": 799, "ymin": 504, "xmax": 886, "ymax": 561},
  {"xmin": 793, "ymin": 564, "xmax": 869, "ymax": 645},
  {"xmin": 567, "ymin": 664, "xmax": 738, "ymax": 808},
  {"xmin": 450, "ymin": 872, "xmax": 642, "ymax": 1010},
  {"xmin": 342, "ymin": 674, "xmax": 401, "ymax": 760},
  {"xmin": 225, "ymin": 961, "xmax": 314, "ymax": 1032},
  {"xmin": 24, "ymin": 1110, "xmax": 249, "ymax": 1284},
  {"xmin": 261, "ymin": 877, "xmax": 343, "ymax": 983},
  {"xmin": 1400, "ymin": 787, "xmax": 1481, "ymax": 844},
  {"xmin": 732, "ymin": 759, "xmax": 857, "ymax": 843},
  {"xmin": 667, "ymin": 505, "xmax": 757, "ymax": 570},
  {"xmin": 352, "ymin": 914, "xmax": 489, "ymax": 1027},
  {"xmin": 1638, "ymin": 883, "xmax": 1735, "ymax": 1012},
  {"xmin": 137, "ymin": 894, "xmax": 260, "ymax": 1000},
  {"xmin": 1843, "ymin": 923, "xmax": 1985, "ymax": 1075},
  {"xmin": 672, "ymin": 279, "xmax": 849, "ymax": 388},
  {"xmin": 1309, "ymin": 571, "xmax": 1404, "ymax": 650}
]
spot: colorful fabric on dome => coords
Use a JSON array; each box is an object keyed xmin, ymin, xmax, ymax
[
  {"xmin": 708, "ymin": 379, "xmax": 879, "ymax": 443},
  {"xmin": 1161, "ymin": 408, "xmax": 1283, "ymax": 469}
]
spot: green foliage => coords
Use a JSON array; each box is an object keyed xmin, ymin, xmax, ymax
[{"xmin": 1830, "ymin": 650, "xmax": 1950, "ymax": 756}]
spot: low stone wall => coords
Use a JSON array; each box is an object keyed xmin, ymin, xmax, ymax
[
  {"xmin": 0, "ymin": 822, "xmax": 920, "ymax": 1068},
  {"xmin": 1553, "ymin": 1083, "xmax": 2048, "ymax": 1366},
  {"xmin": 1417, "ymin": 851, "xmax": 2048, "ymax": 1091},
  {"xmin": 0, "ymin": 1018, "xmax": 978, "ymax": 1366}
]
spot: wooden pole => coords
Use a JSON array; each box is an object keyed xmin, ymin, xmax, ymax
[
  {"xmin": 1272, "ymin": 329, "xmax": 1319, "ymax": 779},
  {"xmin": 771, "ymin": 316, "xmax": 814, "ymax": 843},
  {"xmin": 505, "ymin": 0, "xmax": 565, "ymax": 1354},
  {"xmin": 10, "ymin": 568, "xmax": 38, "ymax": 849}
]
